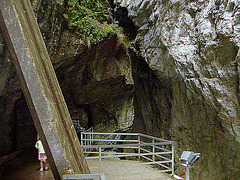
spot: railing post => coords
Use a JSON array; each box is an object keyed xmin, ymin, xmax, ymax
[
  {"xmin": 80, "ymin": 132, "xmax": 83, "ymax": 146},
  {"xmin": 186, "ymin": 166, "xmax": 190, "ymax": 180},
  {"xmin": 171, "ymin": 142, "xmax": 175, "ymax": 176},
  {"xmin": 81, "ymin": 132, "xmax": 86, "ymax": 153},
  {"xmin": 90, "ymin": 128, "xmax": 93, "ymax": 146},
  {"xmin": 152, "ymin": 139, "xmax": 155, "ymax": 162},
  {"xmin": 138, "ymin": 134, "xmax": 140, "ymax": 159},
  {"xmin": 99, "ymin": 146, "xmax": 102, "ymax": 173},
  {"xmin": 86, "ymin": 134, "xmax": 91, "ymax": 146},
  {"xmin": 90, "ymin": 132, "xmax": 92, "ymax": 146}
]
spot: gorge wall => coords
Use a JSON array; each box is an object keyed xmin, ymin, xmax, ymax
[
  {"xmin": 114, "ymin": 0, "xmax": 240, "ymax": 179},
  {"xmin": 0, "ymin": 0, "xmax": 134, "ymax": 152},
  {"xmin": 0, "ymin": 0, "xmax": 240, "ymax": 179}
]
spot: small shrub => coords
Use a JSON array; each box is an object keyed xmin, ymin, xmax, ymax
[{"xmin": 64, "ymin": 0, "xmax": 118, "ymax": 44}]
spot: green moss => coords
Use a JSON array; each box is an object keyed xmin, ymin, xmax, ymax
[{"xmin": 64, "ymin": 0, "xmax": 120, "ymax": 45}]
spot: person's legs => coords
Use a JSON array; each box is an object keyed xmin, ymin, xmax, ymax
[
  {"xmin": 43, "ymin": 160, "xmax": 48, "ymax": 170},
  {"xmin": 39, "ymin": 160, "xmax": 43, "ymax": 171}
]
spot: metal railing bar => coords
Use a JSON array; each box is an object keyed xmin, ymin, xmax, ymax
[
  {"xmin": 85, "ymin": 152, "xmax": 172, "ymax": 160},
  {"xmin": 140, "ymin": 141, "xmax": 171, "ymax": 152},
  {"xmin": 138, "ymin": 160, "xmax": 172, "ymax": 165},
  {"xmin": 141, "ymin": 155, "xmax": 154, "ymax": 162},
  {"xmin": 82, "ymin": 132, "xmax": 139, "ymax": 136},
  {"xmin": 81, "ymin": 133, "xmax": 172, "ymax": 146},
  {"xmin": 85, "ymin": 156, "xmax": 101, "ymax": 160},
  {"xmin": 139, "ymin": 147, "xmax": 172, "ymax": 154},
  {"xmin": 155, "ymin": 162, "xmax": 172, "ymax": 170},
  {"xmin": 81, "ymin": 145, "xmax": 129, "ymax": 150},
  {"xmin": 84, "ymin": 147, "xmax": 136, "ymax": 154},
  {"xmin": 139, "ymin": 141, "xmax": 172, "ymax": 146},
  {"xmin": 115, "ymin": 151, "xmax": 171, "ymax": 156},
  {"xmin": 82, "ymin": 142, "xmax": 172, "ymax": 149},
  {"xmin": 83, "ymin": 139, "xmax": 172, "ymax": 146},
  {"xmin": 83, "ymin": 151, "xmax": 99, "ymax": 154},
  {"xmin": 137, "ymin": 142, "xmax": 172, "ymax": 146},
  {"xmin": 156, "ymin": 169, "xmax": 172, "ymax": 173},
  {"xmin": 155, "ymin": 154, "xmax": 172, "ymax": 161},
  {"xmin": 139, "ymin": 147, "xmax": 172, "ymax": 158},
  {"xmin": 81, "ymin": 139, "xmax": 139, "ymax": 142},
  {"xmin": 139, "ymin": 147, "xmax": 150, "ymax": 152},
  {"xmin": 140, "ymin": 139, "xmax": 172, "ymax": 146},
  {"xmin": 138, "ymin": 155, "xmax": 172, "ymax": 164},
  {"xmin": 141, "ymin": 155, "xmax": 172, "ymax": 166},
  {"xmin": 139, "ymin": 133, "xmax": 172, "ymax": 143},
  {"xmin": 153, "ymin": 146, "xmax": 171, "ymax": 152},
  {"xmin": 149, "ymin": 144, "xmax": 171, "ymax": 152}
]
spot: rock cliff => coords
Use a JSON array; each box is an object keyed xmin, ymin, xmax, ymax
[
  {"xmin": 0, "ymin": 0, "xmax": 134, "ymax": 153},
  {"xmin": 114, "ymin": 0, "xmax": 240, "ymax": 179},
  {"xmin": 0, "ymin": 0, "xmax": 240, "ymax": 179}
]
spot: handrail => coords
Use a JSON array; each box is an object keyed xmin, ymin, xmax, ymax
[
  {"xmin": 82, "ymin": 132, "xmax": 139, "ymax": 136},
  {"xmin": 80, "ymin": 131, "xmax": 175, "ymax": 177},
  {"xmin": 139, "ymin": 133, "xmax": 172, "ymax": 142},
  {"xmin": 82, "ymin": 142, "xmax": 172, "ymax": 149},
  {"xmin": 82, "ymin": 139, "xmax": 139, "ymax": 142}
]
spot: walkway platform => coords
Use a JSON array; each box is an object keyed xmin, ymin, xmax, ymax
[
  {"xmin": 87, "ymin": 159, "xmax": 174, "ymax": 180},
  {"xmin": 0, "ymin": 147, "xmax": 174, "ymax": 180}
]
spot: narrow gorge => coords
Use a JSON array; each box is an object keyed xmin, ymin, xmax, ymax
[{"xmin": 0, "ymin": 0, "xmax": 239, "ymax": 179}]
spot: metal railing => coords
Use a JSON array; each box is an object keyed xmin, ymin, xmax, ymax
[{"xmin": 80, "ymin": 132, "xmax": 174, "ymax": 177}]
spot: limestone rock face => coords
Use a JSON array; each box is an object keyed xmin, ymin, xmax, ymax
[
  {"xmin": 0, "ymin": 0, "xmax": 134, "ymax": 154},
  {"xmin": 55, "ymin": 35, "xmax": 134, "ymax": 133},
  {"xmin": 114, "ymin": 0, "xmax": 240, "ymax": 179},
  {"xmin": 31, "ymin": 0, "xmax": 135, "ymax": 133}
]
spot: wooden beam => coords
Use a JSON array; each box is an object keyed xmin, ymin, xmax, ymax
[{"xmin": 0, "ymin": 0, "xmax": 90, "ymax": 179}]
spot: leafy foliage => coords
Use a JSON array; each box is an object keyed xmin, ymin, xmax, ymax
[{"xmin": 64, "ymin": 0, "xmax": 117, "ymax": 44}]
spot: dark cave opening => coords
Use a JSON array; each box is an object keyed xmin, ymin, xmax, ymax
[
  {"xmin": 13, "ymin": 96, "xmax": 37, "ymax": 151},
  {"xmin": 113, "ymin": 6, "xmax": 138, "ymax": 40}
]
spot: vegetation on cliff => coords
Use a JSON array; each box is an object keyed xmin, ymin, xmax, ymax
[{"xmin": 63, "ymin": 0, "xmax": 121, "ymax": 45}]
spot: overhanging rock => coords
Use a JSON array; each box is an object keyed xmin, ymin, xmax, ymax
[{"xmin": 0, "ymin": 0, "xmax": 90, "ymax": 179}]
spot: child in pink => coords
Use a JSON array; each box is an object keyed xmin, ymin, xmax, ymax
[{"xmin": 35, "ymin": 134, "xmax": 48, "ymax": 172}]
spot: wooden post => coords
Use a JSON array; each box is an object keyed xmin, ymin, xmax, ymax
[{"xmin": 0, "ymin": 0, "xmax": 90, "ymax": 179}]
